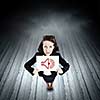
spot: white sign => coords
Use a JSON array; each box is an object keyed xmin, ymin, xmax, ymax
[{"xmin": 36, "ymin": 56, "xmax": 59, "ymax": 75}]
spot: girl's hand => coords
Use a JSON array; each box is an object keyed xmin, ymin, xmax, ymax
[
  {"xmin": 57, "ymin": 68, "xmax": 63, "ymax": 74},
  {"xmin": 33, "ymin": 68, "xmax": 39, "ymax": 75}
]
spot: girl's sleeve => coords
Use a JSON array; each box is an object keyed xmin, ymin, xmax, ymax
[
  {"xmin": 24, "ymin": 53, "xmax": 37, "ymax": 75},
  {"xmin": 59, "ymin": 53, "xmax": 70, "ymax": 75}
]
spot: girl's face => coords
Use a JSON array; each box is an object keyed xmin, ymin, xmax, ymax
[{"xmin": 43, "ymin": 40, "xmax": 54, "ymax": 56}]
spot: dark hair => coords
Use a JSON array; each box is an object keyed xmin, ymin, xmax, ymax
[{"xmin": 38, "ymin": 35, "xmax": 59, "ymax": 54}]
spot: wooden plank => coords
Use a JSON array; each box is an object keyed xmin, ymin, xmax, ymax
[
  {"xmin": 0, "ymin": 39, "xmax": 26, "ymax": 100},
  {"xmin": 79, "ymin": 33, "xmax": 100, "ymax": 77},
  {"xmin": 76, "ymin": 32, "xmax": 100, "ymax": 90},
  {"xmin": 12, "ymin": 39, "xmax": 33, "ymax": 100},
  {"xmin": 53, "ymin": 76, "xmax": 62, "ymax": 100},
  {"xmin": 0, "ymin": 41, "xmax": 21, "ymax": 95},
  {"xmin": 57, "ymin": 38, "xmax": 74, "ymax": 100},
  {"xmin": 16, "ymin": 35, "xmax": 40, "ymax": 100},
  {"xmin": 67, "ymin": 33, "xmax": 91, "ymax": 100},
  {"xmin": 0, "ymin": 41, "xmax": 13, "ymax": 80},
  {"xmin": 0, "ymin": 40, "xmax": 10, "ymax": 63},
  {"xmin": 0, "ymin": 44, "xmax": 17, "ymax": 93},
  {"xmin": 67, "ymin": 34, "xmax": 85, "ymax": 100},
  {"xmin": 10, "ymin": 38, "xmax": 32, "ymax": 100},
  {"xmin": 0, "ymin": 39, "xmax": 9, "ymax": 57},
  {"xmin": 73, "ymin": 32, "xmax": 100, "ymax": 100}
]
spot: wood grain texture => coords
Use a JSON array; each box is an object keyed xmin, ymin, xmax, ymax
[{"xmin": 0, "ymin": 15, "xmax": 100, "ymax": 100}]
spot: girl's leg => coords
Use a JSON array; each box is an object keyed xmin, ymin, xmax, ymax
[
  {"xmin": 46, "ymin": 82, "xmax": 53, "ymax": 90},
  {"xmin": 38, "ymin": 71, "xmax": 57, "ymax": 90},
  {"xmin": 42, "ymin": 71, "xmax": 57, "ymax": 90}
]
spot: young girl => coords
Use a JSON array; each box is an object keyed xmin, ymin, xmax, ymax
[{"xmin": 24, "ymin": 35, "xmax": 70, "ymax": 90}]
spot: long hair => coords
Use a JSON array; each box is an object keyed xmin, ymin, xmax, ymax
[{"xmin": 38, "ymin": 35, "xmax": 59, "ymax": 54}]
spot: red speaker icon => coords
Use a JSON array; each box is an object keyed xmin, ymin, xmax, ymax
[{"xmin": 41, "ymin": 58, "xmax": 55, "ymax": 69}]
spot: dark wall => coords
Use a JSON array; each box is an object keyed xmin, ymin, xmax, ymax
[
  {"xmin": 0, "ymin": 0, "xmax": 99, "ymax": 15},
  {"xmin": 0, "ymin": 0, "xmax": 100, "ymax": 41}
]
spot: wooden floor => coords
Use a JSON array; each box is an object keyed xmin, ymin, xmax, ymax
[{"xmin": 0, "ymin": 12, "xmax": 100, "ymax": 100}]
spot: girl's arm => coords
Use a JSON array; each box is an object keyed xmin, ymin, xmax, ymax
[
  {"xmin": 24, "ymin": 53, "xmax": 37, "ymax": 75},
  {"xmin": 59, "ymin": 53, "xmax": 70, "ymax": 75}
]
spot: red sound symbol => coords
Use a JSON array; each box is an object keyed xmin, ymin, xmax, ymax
[{"xmin": 41, "ymin": 58, "xmax": 55, "ymax": 69}]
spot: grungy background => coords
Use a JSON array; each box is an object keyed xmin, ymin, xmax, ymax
[{"xmin": 0, "ymin": 0, "xmax": 100, "ymax": 100}]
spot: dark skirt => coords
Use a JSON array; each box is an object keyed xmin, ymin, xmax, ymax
[{"xmin": 38, "ymin": 71, "xmax": 57, "ymax": 83}]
